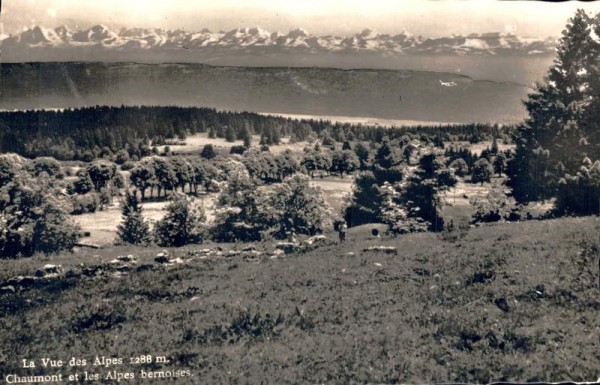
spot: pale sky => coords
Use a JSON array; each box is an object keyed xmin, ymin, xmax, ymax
[{"xmin": 3, "ymin": 0, "xmax": 600, "ymax": 38}]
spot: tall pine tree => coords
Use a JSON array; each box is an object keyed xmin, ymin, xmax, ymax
[
  {"xmin": 115, "ymin": 190, "xmax": 151, "ymax": 245},
  {"xmin": 509, "ymin": 10, "xmax": 596, "ymax": 203}
]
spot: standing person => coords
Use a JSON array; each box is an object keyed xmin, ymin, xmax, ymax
[{"xmin": 338, "ymin": 221, "xmax": 347, "ymax": 243}]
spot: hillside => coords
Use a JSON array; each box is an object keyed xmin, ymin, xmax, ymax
[
  {"xmin": 1, "ymin": 217, "xmax": 598, "ymax": 383},
  {"xmin": 0, "ymin": 62, "xmax": 529, "ymax": 123}
]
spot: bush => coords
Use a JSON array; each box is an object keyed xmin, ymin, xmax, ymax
[
  {"xmin": 114, "ymin": 150, "xmax": 130, "ymax": 165},
  {"xmin": 230, "ymin": 145, "xmax": 247, "ymax": 155},
  {"xmin": 449, "ymin": 158, "xmax": 469, "ymax": 177},
  {"xmin": 70, "ymin": 193, "xmax": 100, "ymax": 215},
  {"xmin": 200, "ymin": 144, "xmax": 216, "ymax": 160},
  {"xmin": 154, "ymin": 194, "xmax": 206, "ymax": 247},
  {"xmin": 471, "ymin": 158, "xmax": 494, "ymax": 184},
  {"xmin": 68, "ymin": 173, "xmax": 94, "ymax": 195},
  {"xmin": 470, "ymin": 185, "xmax": 517, "ymax": 224},
  {"xmin": 32, "ymin": 203, "xmax": 80, "ymax": 254},
  {"xmin": 120, "ymin": 161, "xmax": 135, "ymax": 171}
]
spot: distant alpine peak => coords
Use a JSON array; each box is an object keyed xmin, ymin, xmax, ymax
[{"xmin": 0, "ymin": 24, "xmax": 556, "ymax": 57}]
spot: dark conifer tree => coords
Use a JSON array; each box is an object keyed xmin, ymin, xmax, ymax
[{"xmin": 116, "ymin": 190, "xmax": 151, "ymax": 245}]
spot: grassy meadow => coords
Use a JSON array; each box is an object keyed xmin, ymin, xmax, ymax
[{"xmin": 1, "ymin": 217, "xmax": 598, "ymax": 383}]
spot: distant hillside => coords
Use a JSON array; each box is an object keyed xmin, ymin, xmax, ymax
[{"xmin": 0, "ymin": 63, "xmax": 529, "ymax": 123}]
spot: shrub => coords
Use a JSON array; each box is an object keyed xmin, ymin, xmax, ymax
[
  {"xmin": 68, "ymin": 173, "xmax": 94, "ymax": 195},
  {"xmin": 114, "ymin": 149, "xmax": 130, "ymax": 165},
  {"xmin": 32, "ymin": 203, "xmax": 80, "ymax": 254},
  {"xmin": 120, "ymin": 161, "xmax": 135, "ymax": 171},
  {"xmin": 449, "ymin": 158, "xmax": 469, "ymax": 177},
  {"xmin": 230, "ymin": 145, "xmax": 247, "ymax": 155},
  {"xmin": 154, "ymin": 194, "xmax": 206, "ymax": 247},
  {"xmin": 200, "ymin": 144, "xmax": 216, "ymax": 159},
  {"xmin": 30, "ymin": 157, "xmax": 63, "ymax": 179},
  {"xmin": 471, "ymin": 158, "xmax": 494, "ymax": 185},
  {"xmin": 70, "ymin": 193, "xmax": 100, "ymax": 215}
]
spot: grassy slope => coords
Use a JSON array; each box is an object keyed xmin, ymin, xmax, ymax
[{"xmin": 1, "ymin": 217, "xmax": 599, "ymax": 384}]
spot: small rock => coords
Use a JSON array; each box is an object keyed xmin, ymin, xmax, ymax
[
  {"xmin": 154, "ymin": 255, "xmax": 170, "ymax": 264},
  {"xmin": 495, "ymin": 297, "xmax": 510, "ymax": 312},
  {"xmin": 116, "ymin": 255, "xmax": 137, "ymax": 263},
  {"xmin": 136, "ymin": 264, "xmax": 155, "ymax": 272},
  {"xmin": 304, "ymin": 235, "xmax": 327, "ymax": 245},
  {"xmin": 7, "ymin": 276, "xmax": 36, "ymax": 288},
  {"xmin": 374, "ymin": 262, "xmax": 383, "ymax": 267},
  {"xmin": 169, "ymin": 257, "xmax": 185, "ymax": 264},
  {"xmin": 0, "ymin": 285, "xmax": 16, "ymax": 295},
  {"xmin": 346, "ymin": 252, "xmax": 355, "ymax": 256},
  {"xmin": 276, "ymin": 242, "xmax": 301, "ymax": 254},
  {"xmin": 364, "ymin": 246, "xmax": 397, "ymax": 254}
]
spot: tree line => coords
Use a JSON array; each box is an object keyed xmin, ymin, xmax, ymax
[{"xmin": 0, "ymin": 105, "xmax": 512, "ymax": 161}]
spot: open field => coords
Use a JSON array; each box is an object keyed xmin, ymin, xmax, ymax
[
  {"xmin": 73, "ymin": 196, "xmax": 218, "ymax": 246},
  {"xmin": 1, "ymin": 217, "xmax": 598, "ymax": 383},
  {"xmin": 259, "ymin": 112, "xmax": 459, "ymax": 127},
  {"xmin": 159, "ymin": 133, "xmax": 310, "ymax": 155},
  {"xmin": 72, "ymin": 176, "xmax": 354, "ymax": 247}
]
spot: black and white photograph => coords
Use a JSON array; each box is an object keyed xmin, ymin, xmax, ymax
[{"xmin": 0, "ymin": 0, "xmax": 599, "ymax": 383}]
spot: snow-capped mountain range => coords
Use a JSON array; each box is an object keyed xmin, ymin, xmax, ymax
[{"xmin": 1, "ymin": 24, "xmax": 556, "ymax": 59}]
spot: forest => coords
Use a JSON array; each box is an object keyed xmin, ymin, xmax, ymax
[{"xmin": 0, "ymin": 106, "xmax": 511, "ymax": 160}]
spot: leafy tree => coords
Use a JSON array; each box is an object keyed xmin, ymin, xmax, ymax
[
  {"xmin": 212, "ymin": 174, "xmax": 266, "ymax": 242},
  {"xmin": 269, "ymin": 175, "xmax": 332, "ymax": 238},
  {"xmin": 154, "ymin": 194, "xmax": 206, "ymax": 247},
  {"xmin": 116, "ymin": 190, "xmax": 152, "ymax": 245},
  {"xmin": 170, "ymin": 157, "xmax": 194, "ymax": 192},
  {"xmin": 129, "ymin": 161, "xmax": 156, "ymax": 200},
  {"xmin": 86, "ymin": 161, "xmax": 117, "ymax": 191},
  {"xmin": 30, "ymin": 157, "xmax": 63, "ymax": 178},
  {"xmin": 115, "ymin": 149, "xmax": 130, "ymax": 165},
  {"xmin": 69, "ymin": 173, "xmax": 94, "ymax": 195},
  {"xmin": 274, "ymin": 150, "xmax": 300, "ymax": 181},
  {"xmin": 472, "ymin": 158, "xmax": 494, "ymax": 185},
  {"xmin": 380, "ymin": 182, "xmax": 429, "ymax": 234},
  {"xmin": 331, "ymin": 150, "xmax": 360, "ymax": 176},
  {"xmin": 151, "ymin": 157, "xmax": 177, "ymax": 197},
  {"xmin": 0, "ymin": 177, "xmax": 79, "ymax": 258},
  {"xmin": 32, "ymin": 202, "xmax": 80, "ymax": 254},
  {"xmin": 449, "ymin": 158, "xmax": 469, "ymax": 177}
]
